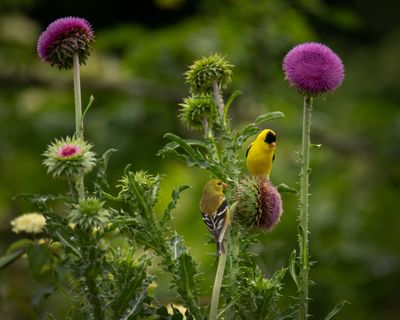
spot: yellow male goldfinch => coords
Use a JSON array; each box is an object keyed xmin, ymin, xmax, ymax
[
  {"xmin": 200, "ymin": 179, "xmax": 230, "ymax": 256},
  {"xmin": 246, "ymin": 129, "xmax": 276, "ymax": 178}
]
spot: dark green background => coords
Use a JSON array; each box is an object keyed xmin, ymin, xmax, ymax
[{"xmin": 1, "ymin": 0, "xmax": 399, "ymax": 318}]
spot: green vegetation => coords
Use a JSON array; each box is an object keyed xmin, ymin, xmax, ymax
[{"xmin": 0, "ymin": 0, "xmax": 399, "ymax": 319}]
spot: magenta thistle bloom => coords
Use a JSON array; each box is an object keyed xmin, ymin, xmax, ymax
[
  {"xmin": 43, "ymin": 136, "xmax": 95, "ymax": 178},
  {"xmin": 283, "ymin": 42, "xmax": 344, "ymax": 96},
  {"xmin": 58, "ymin": 144, "xmax": 81, "ymax": 158},
  {"xmin": 37, "ymin": 17, "xmax": 94, "ymax": 70}
]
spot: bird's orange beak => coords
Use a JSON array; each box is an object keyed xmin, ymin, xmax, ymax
[
  {"xmin": 270, "ymin": 142, "xmax": 276, "ymax": 148},
  {"xmin": 222, "ymin": 182, "xmax": 228, "ymax": 189}
]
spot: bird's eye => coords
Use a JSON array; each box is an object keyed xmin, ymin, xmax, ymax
[{"xmin": 265, "ymin": 131, "xmax": 276, "ymax": 144}]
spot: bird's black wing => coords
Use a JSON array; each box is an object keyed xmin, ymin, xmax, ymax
[
  {"xmin": 201, "ymin": 199, "xmax": 228, "ymax": 239},
  {"xmin": 246, "ymin": 143, "xmax": 252, "ymax": 158}
]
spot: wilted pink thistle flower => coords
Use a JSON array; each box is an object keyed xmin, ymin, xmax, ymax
[
  {"xmin": 236, "ymin": 176, "xmax": 283, "ymax": 231},
  {"xmin": 58, "ymin": 144, "xmax": 81, "ymax": 158},
  {"xmin": 258, "ymin": 178, "xmax": 283, "ymax": 231},
  {"xmin": 37, "ymin": 17, "xmax": 94, "ymax": 70},
  {"xmin": 283, "ymin": 42, "xmax": 344, "ymax": 96}
]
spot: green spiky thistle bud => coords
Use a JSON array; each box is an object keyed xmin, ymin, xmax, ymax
[
  {"xmin": 236, "ymin": 176, "xmax": 283, "ymax": 231},
  {"xmin": 43, "ymin": 136, "xmax": 95, "ymax": 179},
  {"xmin": 68, "ymin": 197, "xmax": 109, "ymax": 232},
  {"xmin": 178, "ymin": 94, "xmax": 216, "ymax": 132},
  {"xmin": 117, "ymin": 170, "xmax": 160, "ymax": 206},
  {"xmin": 184, "ymin": 54, "xmax": 233, "ymax": 94}
]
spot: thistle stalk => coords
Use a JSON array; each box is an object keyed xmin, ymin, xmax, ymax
[
  {"xmin": 212, "ymin": 80, "xmax": 224, "ymax": 121},
  {"xmin": 298, "ymin": 95, "xmax": 312, "ymax": 319},
  {"xmin": 73, "ymin": 52, "xmax": 85, "ymax": 200},
  {"xmin": 210, "ymin": 246, "xmax": 228, "ymax": 320}
]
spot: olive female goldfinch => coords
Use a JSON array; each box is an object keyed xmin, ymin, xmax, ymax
[{"xmin": 200, "ymin": 179, "xmax": 230, "ymax": 256}]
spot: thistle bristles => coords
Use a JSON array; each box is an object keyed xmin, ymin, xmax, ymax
[
  {"xmin": 68, "ymin": 197, "xmax": 110, "ymax": 232},
  {"xmin": 236, "ymin": 176, "xmax": 283, "ymax": 231},
  {"xmin": 184, "ymin": 54, "xmax": 233, "ymax": 94},
  {"xmin": 178, "ymin": 94, "xmax": 216, "ymax": 132},
  {"xmin": 43, "ymin": 136, "xmax": 95, "ymax": 179},
  {"xmin": 283, "ymin": 42, "xmax": 344, "ymax": 96},
  {"xmin": 37, "ymin": 17, "xmax": 94, "ymax": 70}
]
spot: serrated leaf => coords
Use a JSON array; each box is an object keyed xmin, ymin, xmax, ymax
[
  {"xmin": 95, "ymin": 148, "xmax": 117, "ymax": 193},
  {"xmin": 27, "ymin": 244, "xmax": 53, "ymax": 280},
  {"xmin": 128, "ymin": 173, "xmax": 152, "ymax": 219},
  {"xmin": 289, "ymin": 250, "xmax": 299, "ymax": 289},
  {"xmin": 13, "ymin": 193, "xmax": 63, "ymax": 203},
  {"xmin": 254, "ymin": 111, "xmax": 285, "ymax": 125},
  {"xmin": 176, "ymin": 253, "xmax": 197, "ymax": 296},
  {"xmin": 170, "ymin": 234, "xmax": 186, "ymax": 259},
  {"xmin": 55, "ymin": 230, "xmax": 81, "ymax": 258},
  {"xmin": 163, "ymin": 185, "xmax": 190, "ymax": 223},
  {"xmin": 324, "ymin": 300, "xmax": 350, "ymax": 320},
  {"xmin": 224, "ymin": 90, "xmax": 242, "ymax": 122},
  {"xmin": 0, "ymin": 248, "xmax": 25, "ymax": 270},
  {"xmin": 277, "ymin": 183, "xmax": 297, "ymax": 193},
  {"xmin": 6, "ymin": 238, "xmax": 33, "ymax": 254},
  {"xmin": 102, "ymin": 191, "xmax": 121, "ymax": 201},
  {"xmin": 163, "ymin": 133, "xmax": 197, "ymax": 159},
  {"xmin": 120, "ymin": 285, "xmax": 149, "ymax": 320}
]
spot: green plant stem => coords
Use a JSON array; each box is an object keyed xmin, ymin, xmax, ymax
[
  {"xmin": 210, "ymin": 244, "xmax": 228, "ymax": 320},
  {"xmin": 212, "ymin": 80, "xmax": 224, "ymax": 121},
  {"xmin": 73, "ymin": 52, "xmax": 85, "ymax": 200},
  {"xmin": 73, "ymin": 52, "xmax": 84, "ymax": 139},
  {"xmin": 298, "ymin": 95, "xmax": 313, "ymax": 319}
]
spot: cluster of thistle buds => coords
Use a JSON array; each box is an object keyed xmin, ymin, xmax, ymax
[{"xmin": 180, "ymin": 54, "xmax": 233, "ymax": 136}]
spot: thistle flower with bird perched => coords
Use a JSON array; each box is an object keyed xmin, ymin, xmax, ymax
[
  {"xmin": 199, "ymin": 179, "xmax": 230, "ymax": 256},
  {"xmin": 246, "ymin": 129, "xmax": 277, "ymax": 178}
]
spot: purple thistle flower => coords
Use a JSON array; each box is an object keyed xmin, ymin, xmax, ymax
[
  {"xmin": 283, "ymin": 42, "xmax": 344, "ymax": 96},
  {"xmin": 58, "ymin": 144, "xmax": 81, "ymax": 158},
  {"xmin": 37, "ymin": 17, "xmax": 94, "ymax": 70}
]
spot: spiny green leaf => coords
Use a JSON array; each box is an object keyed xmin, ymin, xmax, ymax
[
  {"xmin": 254, "ymin": 111, "xmax": 285, "ymax": 125},
  {"xmin": 94, "ymin": 148, "xmax": 117, "ymax": 196},
  {"xmin": 27, "ymin": 244, "xmax": 53, "ymax": 280},
  {"xmin": 163, "ymin": 133, "xmax": 197, "ymax": 159},
  {"xmin": 163, "ymin": 185, "xmax": 190, "ymax": 223},
  {"xmin": 128, "ymin": 173, "xmax": 152, "ymax": 219},
  {"xmin": 170, "ymin": 234, "xmax": 186, "ymax": 259},
  {"xmin": 224, "ymin": 90, "xmax": 242, "ymax": 122},
  {"xmin": 6, "ymin": 238, "xmax": 33, "ymax": 254},
  {"xmin": 289, "ymin": 250, "xmax": 299, "ymax": 289},
  {"xmin": 55, "ymin": 230, "xmax": 81, "ymax": 258},
  {"xmin": 324, "ymin": 300, "xmax": 350, "ymax": 320},
  {"xmin": 0, "ymin": 248, "xmax": 25, "ymax": 270},
  {"xmin": 277, "ymin": 183, "xmax": 297, "ymax": 193}
]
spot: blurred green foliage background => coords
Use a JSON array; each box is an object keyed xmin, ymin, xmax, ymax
[{"xmin": 0, "ymin": 0, "xmax": 399, "ymax": 319}]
